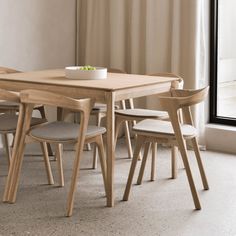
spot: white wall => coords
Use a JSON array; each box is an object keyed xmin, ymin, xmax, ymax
[
  {"xmin": 0, "ymin": 0, "xmax": 76, "ymax": 147},
  {"xmin": 0, "ymin": 0, "xmax": 76, "ymax": 71}
]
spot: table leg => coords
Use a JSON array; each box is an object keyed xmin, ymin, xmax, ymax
[{"xmin": 106, "ymin": 92, "xmax": 115, "ymax": 207}]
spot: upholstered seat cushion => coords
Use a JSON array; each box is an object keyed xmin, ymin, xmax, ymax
[
  {"xmin": 115, "ymin": 108, "xmax": 168, "ymax": 119},
  {"xmin": 133, "ymin": 119, "xmax": 197, "ymax": 138},
  {"xmin": 0, "ymin": 114, "xmax": 46, "ymax": 132},
  {"xmin": 29, "ymin": 121, "xmax": 106, "ymax": 142}
]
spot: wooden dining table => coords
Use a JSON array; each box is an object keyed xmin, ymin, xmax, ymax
[{"xmin": 0, "ymin": 69, "xmax": 180, "ymax": 207}]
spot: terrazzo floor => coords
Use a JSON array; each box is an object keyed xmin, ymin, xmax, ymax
[{"xmin": 0, "ymin": 139, "xmax": 236, "ymax": 236}]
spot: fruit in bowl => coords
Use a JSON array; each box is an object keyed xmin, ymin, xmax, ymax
[
  {"xmin": 80, "ymin": 65, "xmax": 96, "ymax": 71},
  {"xmin": 65, "ymin": 66, "xmax": 107, "ymax": 80}
]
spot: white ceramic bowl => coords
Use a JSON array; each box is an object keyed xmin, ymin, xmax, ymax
[{"xmin": 65, "ymin": 66, "xmax": 107, "ymax": 80}]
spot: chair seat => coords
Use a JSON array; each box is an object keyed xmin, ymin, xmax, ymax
[
  {"xmin": 0, "ymin": 114, "xmax": 46, "ymax": 132},
  {"xmin": 29, "ymin": 121, "xmax": 106, "ymax": 142},
  {"xmin": 133, "ymin": 119, "xmax": 197, "ymax": 138},
  {"xmin": 115, "ymin": 108, "xmax": 168, "ymax": 119}
]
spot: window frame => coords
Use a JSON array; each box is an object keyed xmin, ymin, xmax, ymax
[{"xmin": 210, "ymin": 0, "xmax": 236, "ymax": 126}]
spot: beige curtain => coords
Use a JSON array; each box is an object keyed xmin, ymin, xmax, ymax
[{"xmin": 76, "ymin": 0, "xmax": 209, "ymax": 143}]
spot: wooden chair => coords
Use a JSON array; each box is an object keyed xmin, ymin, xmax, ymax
[
  {"xmin": 0, "ymin": 66, "xmax": 53, "ymax": 157},
  {"xmin": 123, "ymin": 87, "xmax": 209, "ymax": 210},
  {"xmin": 115, "ymin": 73, "xmax": 183, "ymax": 180},
  {"xmin": 19, "ymin": 89, "xmax": 107, "ymax": 216},
  {"xmin": 0, "ymin": 89, "xmax": 53, "ymax": 186}
]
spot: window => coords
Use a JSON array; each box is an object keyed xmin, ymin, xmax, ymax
[{"xmin": 210, "ymin": 0, "xmax": 236, "ymax": 125}]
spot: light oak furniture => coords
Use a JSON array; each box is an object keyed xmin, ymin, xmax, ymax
[
  {"xmin": 0, "ymin": 89, "xmax": 53, "ymax": 185},
  {"xmin": 27, "ymin": 91, "xmax": 107, "ymax": 189},
  {"xmin": 16, "ymin": 89, "xmax": 107, "ymax": 216},
  {"xmin": 0, "ymin": 67, "xmax": 53, "ymax": 158},
  {"xmin": 0, "ymin": 69, "xmax": 180, "ymax": 207},
  {"xmin": 115, "ymin": 73, "xmax": 183, "ymax": 180},
  {"xmin": 123, "ymin": 87, "xmax": 209, "ymax": 210}
]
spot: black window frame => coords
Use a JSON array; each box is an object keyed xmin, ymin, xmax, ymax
[{"xmin": 210, "ymin": 0, "xmax": 236, "ymax": 126}]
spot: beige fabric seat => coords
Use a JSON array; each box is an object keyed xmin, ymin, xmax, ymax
[
  {"xmin": 115, "ymin": 109, "xmax": 168, "ymax": 119},
  {"xmin": 30, "ymin": 121, "xmax": 106, "ymax": 142},
  {"xmin": 0, "ymin": 114, "xmax": 46, "ymax": 132},
  {"xmin": 133, "ymin": 119, "xmax": 197, "ymax": 138}
]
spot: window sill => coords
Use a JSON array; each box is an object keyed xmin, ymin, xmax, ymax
[{"xmin": 206, "ymin": 123, "xmax": 236, "ymax": 154}]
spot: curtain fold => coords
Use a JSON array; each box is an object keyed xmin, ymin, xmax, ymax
[{"xmin": 76, "ymin": 0, "xmax": 209, "ymax": 144}]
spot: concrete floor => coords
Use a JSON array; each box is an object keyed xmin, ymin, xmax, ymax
[{"xmin": 1, "ymin": 140, "xmax": 236, "ymax": 236}]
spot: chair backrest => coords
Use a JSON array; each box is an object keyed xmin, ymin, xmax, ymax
[
  {"xmin": 0, "ymin": 67, "xmax": 21, "ymax": 74},
  {"xmin": 171, "ymin": 87, "xmax": 209, "ymax": 109},
  {"xmin": 158, "ymin": 87, "xmax": 208, "ymax": 109},
  {"xmin": 108, "ymin": 68, "xmax": 126, "ymax": 74},
  {"xmin": 0, "ymin": 89, "xmax": 20, "ymax": 103},
  {"xmin": 149, "ymin": 72, "xmax": 184, "ymax": 89},
  {"xmin": 158, "ymin": 86, "xmax": 209, "ymax": 126},
  {"xmin": 20, "ymin": 89, "xmax": 94, "ymax": 114}
]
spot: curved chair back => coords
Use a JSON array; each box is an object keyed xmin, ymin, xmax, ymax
[
  {"xmin": 108, "ymin": 68, "xmax": 126, "ymax": 74},
  {"xmin": 159, "ymin": 87, "xmax": 209, "ymax": 110},
  {"xmin": 158, "ymin": 86, "xmax": 209, "ymax": 126},
  {"xmin": 0, "ymin": 67, "xmax": 21, "ymax": 74},
  {"xmin": 171, "ymin": 87, "xmax": 209, "ymax": 109},
  {"xmin": 0, "ymin": 89, "xmax": 20, "ymax": 103},
  {"xmin": 149, "ymin": 72, "xmax": 184, "ymax": 89},
  {"xmin": 20, "ymin": 89, "xmax": 94, "ymax": 114}
]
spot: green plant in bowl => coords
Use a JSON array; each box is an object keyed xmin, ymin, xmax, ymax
[{"xmin": 80, "ymin": 65, "xmax": 96, "ymax": 71}]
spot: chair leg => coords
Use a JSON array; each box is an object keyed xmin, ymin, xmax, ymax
[
  {"xmin": 85, "ymin": 143, "xmax": 92, "ymax": 151},
  {"xmin": 114, "ymin": 116, "xmax": 124, "ymax": 147},
  {"xmin": 2, "ymin": 133, "xmax": 11, "ymax": 166},
  {"xmin": 191, "ymin": 137, "xmax": 209, "ymax": 190},
  {"xmin": 8, "ymin": 105, "xmax": 34, "ymax": 203},
  {"xmin": 92, "ymin": 112, "xmax": 102, "ymax": 169},
  {"xmin": 132, "ymin": 120, "xmax": 142, "ymax": 161},
  {"xmin": 169, "ymin": 111, "xmax": 201, "ymax": 210},
  {"xmin": 56, "ymin": 143, "xmax": 64, "ymax": 187},
  {"xmin": 95, "ymin": 135, "xmax": 107, "ymax": 196},
  {"xmin": 179, "ymin": 143, "xmax": 201, "ymax": 209},
  {"xmin": 66, "ymin": 140, "xmax": 85, "ymax": 217},
  {"xmin": 124, "ymin": 121, "xmax": 133, "ymax": 158},
  {"xmin": 151, "ymin": 142, "xmax": 157, "ymax": 181},
  {"xmin": 137, "ymin": 142, "xmax": 151, "ymax": 185},
  {"xmin": 40, "ymin": 142, "xmax": 54, "ymax": 185},
  {"xmin": 123, "ymin": 136, "xmax": 145, "ymax": 201},
  {"xmin": 37, "ymin": 105, "xmax": 54, "ymax": 156},
  {"xmin": 46, "ymin": 143, "xmax": 54, "ymax": 157},
  {"xmin": 171, "ymin": 145, "xmax": 178, "ymax": 179}
]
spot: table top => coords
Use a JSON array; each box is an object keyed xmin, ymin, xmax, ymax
[{"xmin": 0, "ymin": 69, "xmax": 179, "ymax": 92}]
